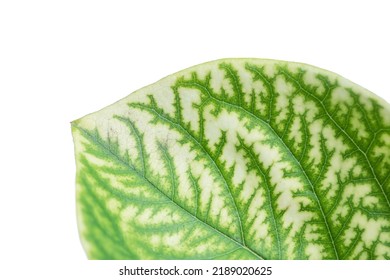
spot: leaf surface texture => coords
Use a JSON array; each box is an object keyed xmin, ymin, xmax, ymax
[{"xmin": 72, "ymin": 59, "xmax": 390, "ymax": 259}]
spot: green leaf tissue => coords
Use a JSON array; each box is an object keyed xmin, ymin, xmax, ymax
[{"xmin": 71, "ymin": 58, "xmax": 390, "ymax": 259}]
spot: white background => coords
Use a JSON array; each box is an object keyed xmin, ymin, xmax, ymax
[{"xmin": 1, "ymin": 0, "xmax": 389, "ymax": 279}]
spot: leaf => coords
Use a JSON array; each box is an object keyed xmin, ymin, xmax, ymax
[{"xmin": 72, "ymin": 58, "xmax": 390, "ymax": 260}]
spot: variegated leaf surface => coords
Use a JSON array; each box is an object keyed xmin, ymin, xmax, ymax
[{"xmin": 72, "ymin": 59, "xmax": 390, "ymax": 259}]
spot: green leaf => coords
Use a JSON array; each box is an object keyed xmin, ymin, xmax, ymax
[{"xmin": 72, "ymin": 58, "xmax": 390, "ymax": 259}]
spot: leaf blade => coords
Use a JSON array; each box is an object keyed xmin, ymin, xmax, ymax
[{"xmin": 72, "ymin": 58, "xmax": 390, "ymax": 259}]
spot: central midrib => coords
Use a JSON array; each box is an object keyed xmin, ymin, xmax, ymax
[{"xmin": 178, "ymin": 79, "xmax": 341, "ymax": 259}]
